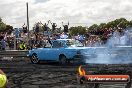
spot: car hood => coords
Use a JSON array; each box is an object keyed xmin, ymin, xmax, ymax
[
  {"xmin": 67, "ymin": 46, "xmax": 106, "ymax": 50},
  {"xmin": 66, "ymin": 47, "xmax": 107, "ymax": 56}
]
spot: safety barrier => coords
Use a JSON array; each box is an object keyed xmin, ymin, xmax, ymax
[{"xmin": 0, "ymin": 50, "xmax": 28, "ymax": 57}]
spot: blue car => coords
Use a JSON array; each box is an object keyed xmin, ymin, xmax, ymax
[{"xmin": 28, "ymin": 39, "xmax": 86, "ymax": 64}]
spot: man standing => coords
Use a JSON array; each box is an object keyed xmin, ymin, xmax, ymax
[
  {"xmin": 40, "ymin": 21, "xmax": 50, "ymax": 36},
  {"xmin": 62, "ymin": 22, "xmax": 69, "ymax": 33},
  {"xmin": 22, "ymin": 23, "xmax": 27, "ymax": 33},
  {"xmin": 34, "ymin": 23, "xmax": 40, "ymax": 33},
  {"xmin": 49, "ymin": 20, "xmax": 57, "ymax": 33},
  {"xmin": 1, "ymin": 37, "xmax": 6, "ymax": 50}
]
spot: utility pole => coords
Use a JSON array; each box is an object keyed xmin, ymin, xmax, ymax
[{"xmin": 26, "ymin": 2, "xmax": 30, "ymax": 48}]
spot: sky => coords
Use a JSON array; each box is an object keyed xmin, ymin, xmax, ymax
[{"xmin": 0, "ymin": 0, "xmax": 132, "ymax": 29}]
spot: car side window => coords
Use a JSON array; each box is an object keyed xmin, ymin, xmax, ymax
[
  {"xmin": 44, "ymin": 40, "xmax": 52, "ymax": 48},
  {"xmin": 52, "ymin": 41, "xmax": 62, "ymax": 48}
]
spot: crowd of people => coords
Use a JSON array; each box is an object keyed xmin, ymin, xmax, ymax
[
  {"xmin": 1, "ymin": 20, "xmax": 128, "ymax": 50},
  {"xmin": 0, "ymin": 32, "xmax": 104, "ymax": 50},
  {"xmin": 0, "ymin": 21, "xmax": 83, "ymax": 50}
]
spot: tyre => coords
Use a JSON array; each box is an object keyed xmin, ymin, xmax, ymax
[
  {"xmin": 59, "ymin": 55, "xmax": 67, "ymax": 65},
  {"xmin": 30, "ymin": 54, "xmax": 39, "ymax": 64}
]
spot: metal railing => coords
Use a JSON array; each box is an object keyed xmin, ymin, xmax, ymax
[{"xmin": 0, "ymin": 50, "xmax": 28, "ymax": 57}]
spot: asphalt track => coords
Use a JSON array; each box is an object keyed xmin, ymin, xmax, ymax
[{"xmin": 0, "ymin": 57, "xmax": 132, "ymax": 88}]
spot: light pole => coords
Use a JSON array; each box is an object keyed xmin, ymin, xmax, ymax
[{"xmin": 26, "ymin": 2, "xmax": 30, "ymax": 49}]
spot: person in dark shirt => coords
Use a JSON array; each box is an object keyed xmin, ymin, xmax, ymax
[
  {"xmin": 35, "ymin": 23, "xmax": 40, "ymax": 33},
  {"xmin": 49, "ymin": 20, "xmax": 57, "ymax": 33},
  {"xmin": 40, "ymin": 21, "xmax": 50, "ymax": 36},
  {"xmin": 43, "ymin": 23, "xmax": 48, "ymax": 31},
  {"xmin": 1, "ymin": 38, "xmax": 6, "ymax": 50},
  {"xmin": 62, "ymin": 22, "xmax": 69, "ymax": 33},
  {"xmin": 22, "ymin": 23, "xmax": 27, "ymax": 33}
]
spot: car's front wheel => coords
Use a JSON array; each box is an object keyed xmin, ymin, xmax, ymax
[
  {"xmin": 59, "ymin": 55, "xmax": 67, "ymax": 65},
  {"xmin": 30, "ymin": 54, "xmax": 39, "ymax": 64}
]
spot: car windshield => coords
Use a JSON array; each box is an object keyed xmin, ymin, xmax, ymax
[{"xmin": 66, "ymin": 39, "xmax": 83, "ymax": 47}]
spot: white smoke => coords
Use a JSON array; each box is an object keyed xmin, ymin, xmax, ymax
[{"xmin": 84, "ymin": 28, "xmax": 132, "ymax": 64}]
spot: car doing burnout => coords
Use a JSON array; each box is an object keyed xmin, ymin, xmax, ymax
[{"xmin": 28, "ymin": 39, "xmax": 87, "ymax": 64}]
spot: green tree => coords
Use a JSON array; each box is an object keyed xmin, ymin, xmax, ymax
[
  {"xmin": 99, "ymin": 23, "xmax": 107, "ymax": 29},
  {"xmin": 69, "ymin": 26, "xmax": 86, "ymax": 36},
  {"xmin": 0, "ymin": 18, "xmax": 6, "ymax": 32},
  {"xmin": 128, "ymin": 21, "xmax": 132, "ymax": 27},
  {"xmin": 88, "ymin": 24, "xmax": 98, "ymax": 31},
  {"xmin": 5, "ymin": 25, "xmax": 13, "ymax": 34}
]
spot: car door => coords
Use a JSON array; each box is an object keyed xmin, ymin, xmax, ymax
[
  {"xmin": 39, "ymin": 40, "xmax": 52, "ymax": 60},
  {"xmin": 47, "ymin": 41, "xmax": 63, "ymax": 61}
]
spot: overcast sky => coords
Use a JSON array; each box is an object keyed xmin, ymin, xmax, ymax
[{"xmin": 0, "ymin": 0, "xmax": 132, "ymax": 29}]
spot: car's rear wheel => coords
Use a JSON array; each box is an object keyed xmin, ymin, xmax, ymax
[
  {"xmin": 31, "ymin": 54, "xmax": 39, "ymax": 64},
  {"xmin": 59, "ymin": 55, "xmax": 67, "ymax": 65}
]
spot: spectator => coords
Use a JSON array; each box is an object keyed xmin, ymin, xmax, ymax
[
  {"xmin": 30, "ymin": 38, "xmax": 35, "ymax": 49},
  {"xmin": 49, "ymin": 20, "xmax": 57, "ymax": 33},
  {"xmin": 0, "ymin": 69, "xmax": 7, "ymax": 88},
  {"xmin": 43, "ymin": 23, "xmax": 48, "ymax": 31},
  {"xmin": 1, "ymin": 37, "xmax": 6, "ymax": 50},
  {"xmin": 9, "ymin": 39, "xmax": 14, "ymax": 50},
  {"xmin": 62, "ymin": 22, "xmax": 69, "ymax": 33},
  {"xmin": 40, "ymin": 21, "xmax": 50, "ymax": 36},
  {"xmin": 35, "ymin": 23, "xmax": 40, "ymax": 33},
  {"xmin": 22, "ymin": 23, "xmax": 27, "ymax": 33},
  {"xmin": 60, "ymin": 32, "xmax": 68, "ymax": 39},
  {"xmin": 19, "ymin": 41, "xmax": 26, "ymax": 50}
]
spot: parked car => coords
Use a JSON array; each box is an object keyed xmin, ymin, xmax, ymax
[{"xmin": 28, "ymin": 39, "xmax": 87, "ymax": 64}]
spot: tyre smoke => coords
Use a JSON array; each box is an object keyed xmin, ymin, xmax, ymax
[{"xmin": 84, "ymin": 28, "xmax": 132, "ymax": 64}]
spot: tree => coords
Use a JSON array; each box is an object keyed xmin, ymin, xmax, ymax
[
  {"xmin": 0, "ymin": 18, "xmax": 2, "ymax": 22},
  {"xmin": 106, "ymin": 21, "xmax": 116, "ymax": 28},
  {"xmin": 0, "ymin": 18, "xmax": 13, "ymax": 33},
  {"xmin": 88, "ymin": 24, "xmax": 99, "ymax": 31},
  {"xmin": 87, "ymin": 24, "xmax": 99, "ymax": 35},
  {"xmin": 128, "ymin": 21, "xmax": 132, "ymax": 27},
  {"xmin": 0, "ymin": 18, "xmax": 6, "ymax": 32},
  {"xmin": 99, "ymin": 23, "xmax": 107, "ymax": 29},
  {"xmin": 78, "ymin": 26, "xmax": 86, "ymax": 35},
  {"xmin": 69, "ymin": 26, "xmax": 86, "ymax": 36},
  {"xmin": 5, "ymin": 25, "xmax": 13, "ymax": 34}
]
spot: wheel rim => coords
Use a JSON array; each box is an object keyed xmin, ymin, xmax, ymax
[{"xmin": 31, "ymin": 55, "xmax": 39, "ymax": 63}]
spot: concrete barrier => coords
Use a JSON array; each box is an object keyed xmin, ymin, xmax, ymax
[{"xmin": 0, "ymin": 50, "xmax": 28, "ymax": 57}]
